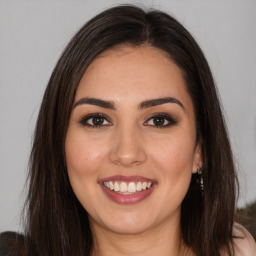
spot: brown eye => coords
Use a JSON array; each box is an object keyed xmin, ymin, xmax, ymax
[
  {"xmin": 152, "ymin": 116, "xmax": 166, "ymax": 126},
  {"xmin": 79, "ymin": 114, "xmax": 111, "ymax": 127},
  {"xmin": 144, "ymin": 113, "xmax": 177, "ymax": 128},
  {"xmin": 91, "ymin": 117, "xmax": 104, "ymax": 126}
]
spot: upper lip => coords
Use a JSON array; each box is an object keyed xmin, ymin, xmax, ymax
[{"xmin": 99, "ymin": 175, "xmax": 157, "ymax": 184}]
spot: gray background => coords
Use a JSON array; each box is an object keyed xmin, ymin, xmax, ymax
[{"xmin": 0, "ymin": 0, "xmax": 255, "ymax": 232}]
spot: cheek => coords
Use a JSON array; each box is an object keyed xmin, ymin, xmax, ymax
[
  {"xmin": 65, "ymin": 130, "xmax": 107, "ymax": 208},
  {"xmin": 148, "ymin": 132, "xmax": 196, "ymax": 196},
  {"xmin": 65, "ymin": 130, "xmax": 109, "ymax": 188},
  {"xmin": 66, "ymin": 131, "xmax": 101, "ymax": 169},
  {"xmin": 152, "ymin": 137, "xmax": 195, "ymax": 172}
]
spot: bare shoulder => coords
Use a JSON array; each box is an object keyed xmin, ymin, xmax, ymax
[{"xmin": 233, "ymin": 223, "xmax": 256, "ymax": 256}]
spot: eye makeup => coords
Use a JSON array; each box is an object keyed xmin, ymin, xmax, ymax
[
  {"xmin": 78, "ymin": 111, "xmax": 178, "ymax": 129},
  {"xmin": 144, "ymin": 112, "xmax": 178, "ymax": 128},
  {"xmin": 79, "ymin": 113, "xmax": 112, "ymax": 128}
]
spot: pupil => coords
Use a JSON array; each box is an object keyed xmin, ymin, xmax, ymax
[
  {"xmin": 93, "ymin": 117, "xmax": 103, "ymax": 125},
  {"xmin": 153, "ymin": 117, "xmax": 164, "ymax": 126}
]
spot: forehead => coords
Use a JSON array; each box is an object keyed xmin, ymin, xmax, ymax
[{"xmin": 75, "ymin": 45, "xmax": 193, "ymax": 112}]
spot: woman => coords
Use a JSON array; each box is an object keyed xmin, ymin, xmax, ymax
[{"xmin": 0, "ymin": 4, "xmax": 255, "ymax": 256}]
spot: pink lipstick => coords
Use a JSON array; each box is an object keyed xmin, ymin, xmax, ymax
[{"xmin": 99, "ymin": 175, "xmax": 157, "ymax": 204}]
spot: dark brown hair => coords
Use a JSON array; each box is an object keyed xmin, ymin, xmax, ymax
[{"xmin": 22, "ymin": 5, "xmax": 238, "ymax": 256}]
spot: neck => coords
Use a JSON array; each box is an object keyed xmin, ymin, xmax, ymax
[{"xmin": 90, "ymin": 217, "xmax": 189, "ymax": 256}]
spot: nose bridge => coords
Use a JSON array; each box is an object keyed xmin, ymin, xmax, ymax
[{"xmin": 109, "ymin": 122, "xmax": 146, "ymax": 166}]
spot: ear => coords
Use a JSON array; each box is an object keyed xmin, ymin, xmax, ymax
[{"xmin": 192, "ymin": 140, "xmax": 203, "ymax": 174}]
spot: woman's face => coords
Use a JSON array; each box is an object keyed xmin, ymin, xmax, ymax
[{"xmin": 65, "ymin": 45, "xmax": 202, "ymax": 235}]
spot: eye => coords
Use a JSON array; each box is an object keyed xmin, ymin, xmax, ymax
[
  {"xmin": 144, "ymin": 113, "xmax": 177, "ymax": 128},
  {"xmin": 79, "ymin": 113, "xmax": 111, "ymax": 127}
]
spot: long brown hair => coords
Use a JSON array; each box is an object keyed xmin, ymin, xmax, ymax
[{"xmin": 22, "ymin": 5, "xmax": 238, "ymax": 256}]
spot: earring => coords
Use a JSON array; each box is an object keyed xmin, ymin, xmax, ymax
[{"xmin": 197, "ymin": 166, "xmax": 204, "ymax": 192}]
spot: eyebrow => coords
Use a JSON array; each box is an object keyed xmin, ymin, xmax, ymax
[
  {"xmin": 73, "ymin": 97, "xmax": 115, "ymax": 109},
  {"xmin": 139, "ymin": 97, "xmax": 184, "ymax": 110},
  {"xmin": 73, "ymin": 97, "xmax": 184, "ymax": 110}
]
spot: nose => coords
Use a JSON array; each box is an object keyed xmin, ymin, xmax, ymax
[{"xmin": 108, "ymin": 126, "xmax": 147, "ymax": 167}]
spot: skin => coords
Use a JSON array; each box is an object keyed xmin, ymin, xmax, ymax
[
  {"xmin": 65, "ymin": 45, "xmax": 203, "ymax": 256},
  {"xmin": 233, "ymin": 223, "xmax": 256, "ymax": 256}
]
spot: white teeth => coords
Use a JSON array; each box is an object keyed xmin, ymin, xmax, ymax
[
  {"xmin": 120, "ymin": 182, "xmax": 127, "ymax": 193},
  {"xmin": 136, "ymin": 182, "xmax": 143, "ymax": 191},
  {"xmin": 128, "ymin": 182, "xmax": 136, "ymax": 192},
  {"xmin": 114, "ymin": 181, "xmax": 119, "ymax": 192},
  {"xmin": 103, "ymin": 181, "xmax": 153, "ymax": 193},
  {"xmin": 109, "ymin": 181, "xmax": 114, "ymax": 190}
]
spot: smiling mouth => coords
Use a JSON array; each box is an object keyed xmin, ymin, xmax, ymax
[
  {"xmin": 99, "ymin": 175, "xmax": 156, "ymax": 204},
  {"xmin": 103, "ymin": 181, "xmax": 153, "ymax": 194}
]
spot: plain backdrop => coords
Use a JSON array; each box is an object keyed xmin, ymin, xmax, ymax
[{"xmin": 0, "ymin": 0, "xmax": 255, "ymax": 232}]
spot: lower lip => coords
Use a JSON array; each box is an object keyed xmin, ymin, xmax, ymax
[{"xmin": 100, "ymin": 184, "xmax": 155, "ymax": 204}]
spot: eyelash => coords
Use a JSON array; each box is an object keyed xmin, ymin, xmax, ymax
[
  {"xmin": 79, "ymin": 113, "xmax": 177, "ymax": 128},
  {"xmin": 79, "ymin": 113, "xmax": 112, "ymax": 128},
  {"xmin": 144, "ymin": 113, "xmax": 177, "ymax": 128}
]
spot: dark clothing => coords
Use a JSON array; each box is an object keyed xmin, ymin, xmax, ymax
[{"xmin": 0, "ymin": 232, "xmax": 24, "ymax": 256}]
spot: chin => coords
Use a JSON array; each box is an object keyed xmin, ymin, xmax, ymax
[
  {"xmin": 90, "ymin": 212, "xmax": 156, "ymax": 235},
  {"xmin": 106, "ymin": 221, "xmax": 153, "ymax": 235}
]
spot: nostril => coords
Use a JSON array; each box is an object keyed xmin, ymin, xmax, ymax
[
  {"xmin": 108, "ymin": 130, "xmax": 147, "ymax": 166},
  {"xmin": 108, "ymin": 147, "xmax": 147, "ymax": 167}
]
